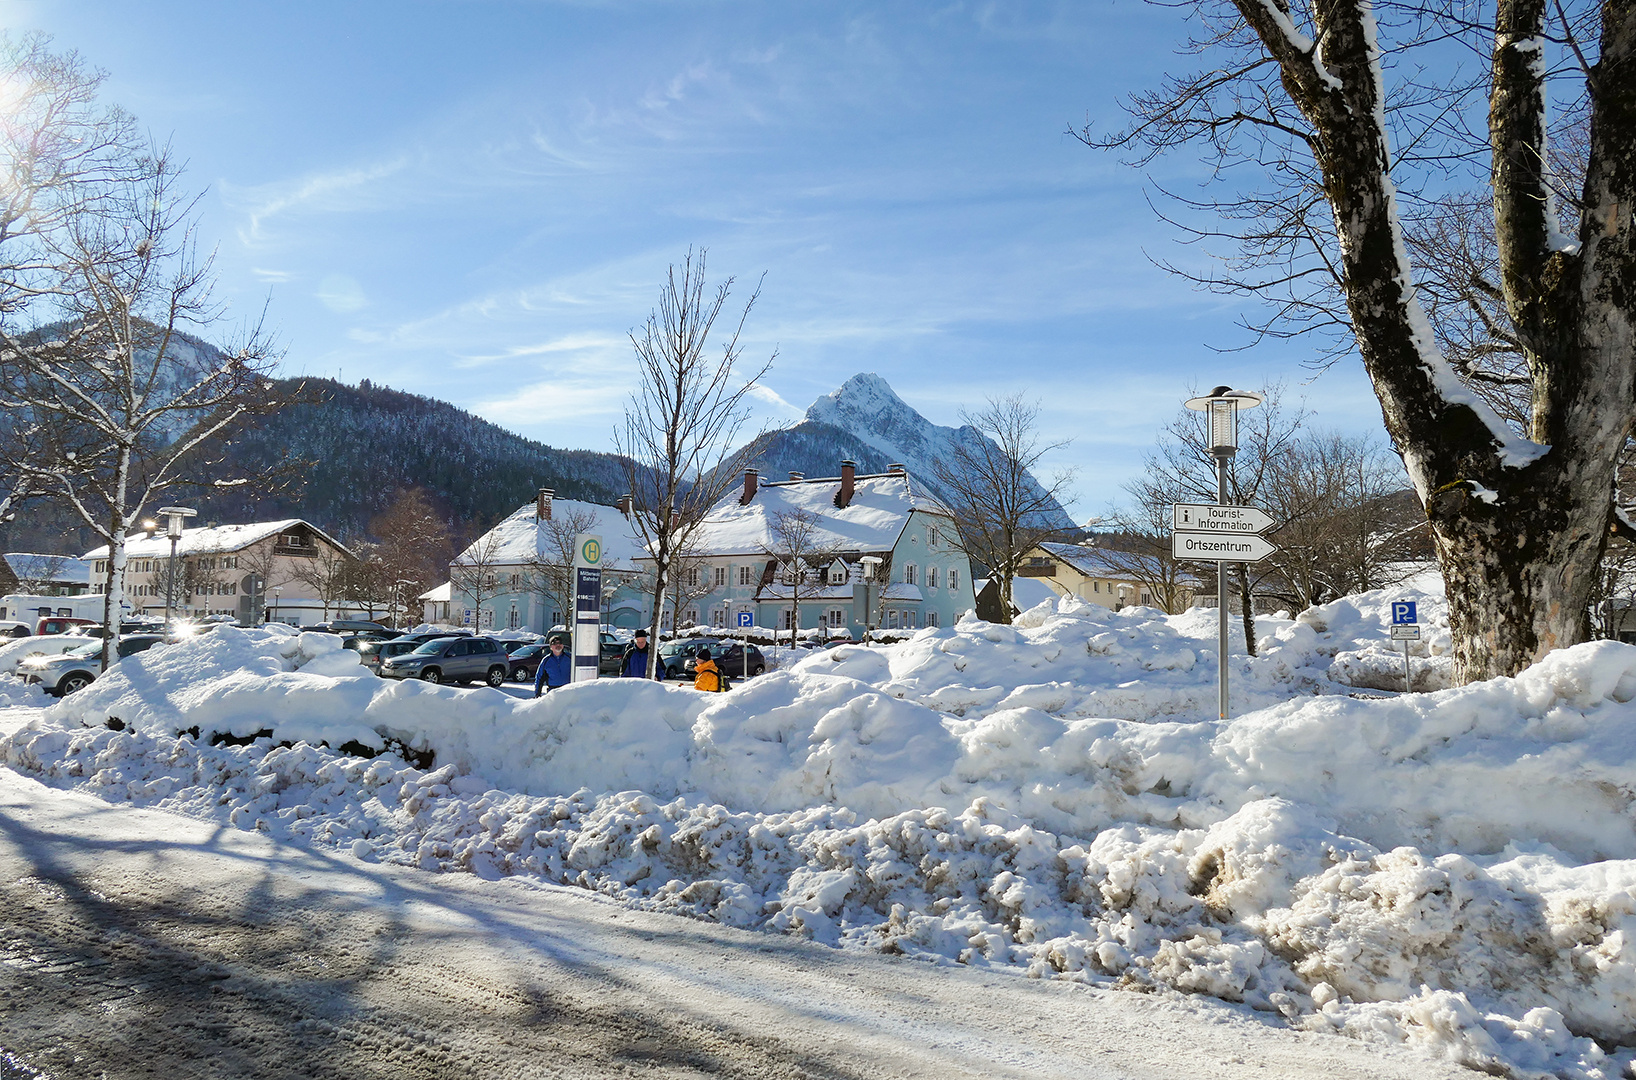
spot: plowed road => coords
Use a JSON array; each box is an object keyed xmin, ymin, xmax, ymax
[{"xmin": 0, "ymin": 769, "xmax": 1463, "ymax": 1080}]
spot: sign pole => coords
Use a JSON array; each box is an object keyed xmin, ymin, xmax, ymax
[
  {"xmin": 1215, "ymin": 451, "xmax": 1231, "ymax": 721},
  {"xmin": 571, "ymin": 533, "xmax": 603, "ymax": 685},
  {"xmin": 1404, "ymin": 640, "xmax": 1412, "ymax": 693}
]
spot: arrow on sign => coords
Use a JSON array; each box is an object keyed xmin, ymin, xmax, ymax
[
  {"xmin": 1172, "ymin": 503, "xmax": 1275, "ymax": 534},
  {"xmin": 1171, "ymin": 531, "xmax": 1279, "ymax": 562}
]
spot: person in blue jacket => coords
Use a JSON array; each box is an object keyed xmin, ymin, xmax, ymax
[
  {"xmin": 621, "ymin": 629, "xmax": 663, "ymax": 680},
  {"xmin": 533, "ymin": 636, "xmax": 571, "ymax": 696}
]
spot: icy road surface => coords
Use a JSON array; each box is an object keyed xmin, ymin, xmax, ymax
[{"xmin": 0, "ymin": 760, "xmax": 1462, "ymax": 1080}]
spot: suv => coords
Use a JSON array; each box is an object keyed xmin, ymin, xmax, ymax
[
  {"xmin": 18, "ymin": 634, "xmax": 167, "ymax": 696},
  {"xmin": 684, "ymin": 641, "xmax": 767, "ymax": 680},
  {"xmin": 378, "ymin": 635, "xmax": 508, "ymax": 687}
]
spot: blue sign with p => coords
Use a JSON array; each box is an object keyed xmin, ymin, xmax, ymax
[
  {"xmin": 1391, "ymin": 601, "xmax": 1417, "ymax": 625},
  {"xmin": 737, "ymin": 611, "xmax": 754, "ymax": 628}
]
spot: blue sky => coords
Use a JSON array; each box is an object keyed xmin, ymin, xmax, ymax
[{"xmin": 5, "ymin": 0, "xmax": 1388, "ymax": 514}]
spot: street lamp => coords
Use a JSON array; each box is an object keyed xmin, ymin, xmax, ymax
[
  {"xmin": 272, "ymin": 585, "xmax": 282, "ymax": 625},
  {"xmin": 1183, "ymin": 386, "xmax": 1263, "ymax": 721},
  {"xmin": 859, "ymin": 556, "xmax": 882, "ymax": 640},
  {"xmin": 157, "ymin": 506, "xmax": 197, "ymax": 626}
]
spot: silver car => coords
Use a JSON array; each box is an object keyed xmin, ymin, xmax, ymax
[
  {"xmin": 19, "ymin": 634, "xmax": 167, "ymax": 696},
  {"xmin": 379, "ymin": 635, "xmax": 508, "ymax": 687}
]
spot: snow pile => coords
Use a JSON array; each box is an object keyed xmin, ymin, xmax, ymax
[{"xmin": 11, "ymin": 586, "xmax": 1636, "ymax": 1076}]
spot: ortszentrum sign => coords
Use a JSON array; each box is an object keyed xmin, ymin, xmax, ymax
[{"xmin": 1170, "ymin": 530, "xmax": 1278, "ymax": 562}]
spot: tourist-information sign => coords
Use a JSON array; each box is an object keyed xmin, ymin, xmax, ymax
[
  {"xmin": 1172, "ymin": 503, "xmax": 1275, "ymax": 534},
  {"xmin": 1171, "ymin": 531, "xmax": 1278, "ymax": 562},
  {"xmin": 1390, "ymin": 624, "xmax": 1421, "ymax": 641}
]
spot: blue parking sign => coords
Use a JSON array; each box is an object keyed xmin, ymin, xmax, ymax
[
  {"xmin": 1391, "ymin": 601, "xmax": 1417, "ymax": 625},
  {"xmin": 737, "ymin": 611, "xmax": 754, "ymax": 628}
]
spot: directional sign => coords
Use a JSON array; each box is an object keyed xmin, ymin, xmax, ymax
[
  {"xmin": 1172, "ymin": 531, "xmax": 1278, "ymax": 562},
  {"xmin": 1172, "ymin": 503, "xmax": 1275, "ymax": 534},
  {"xmin": 1390, "ymin": 624, "xmax": 1422, "ymax": 641},
  {"xmin": 737, "ymin": 611, "xmax": 754, "ymax": 628},
  {"xmin": 1391, "ymin": 601, "xmax": 1417, "ymax": 625}
]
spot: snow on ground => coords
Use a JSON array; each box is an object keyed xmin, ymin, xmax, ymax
[{"xmin": 3, "ymin": 583, "xmax": 1635, "ymax": 1078}]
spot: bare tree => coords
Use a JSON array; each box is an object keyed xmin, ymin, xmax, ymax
[
  {"xmin": 292, "ymin": 546, "xmax": 353, "ymax": 621},
  {"xmin": 9, "ymin": 553, "xmax": 70, "ymax": 594},
  {"xmin": 1099, "ymin": 496, "xmax": 1204, "ymax": 616},
  {"xmin": 368, "ymin": 487, "xmax": 456, "ymax": 617},
  {"xmin": 1083, "ymin": 1, "xmax": 1635, "ymax": 681},
  {"xmin": 522, "ymin": 503, "xmax": 598, "ymax": 632},
  {"xmin": 614, "ymin": 249, "xmax": 775, "ymax": 676},
  {"xmin": 761, "ymin": 508, "xmax": 845, "ymax": 645},
  {"xmin": 933, "ymin": 395, "xmax": 1076, "ymax": 624},
  {"xmin": 449, "ymin": 529, "xmax": 507, "ymax": 631}
]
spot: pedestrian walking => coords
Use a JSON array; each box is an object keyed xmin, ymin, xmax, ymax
[
  {"xmin": 622, "ymin": 629, "xmax": 662, "ymax": 680},
  {"xmin": 533, "ymin": 636, "xmax": 571, "ymax": 696},
  {"xmin": 692, "ymin": 646, "xmax": 730, "ymax": 692}
]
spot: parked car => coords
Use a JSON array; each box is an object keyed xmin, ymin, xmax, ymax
[
  {"xmin": 506, "ymin": 643, "xmax": 547, "ymax": 682},
  {"xmin": 18, "ymin": 634, "xmax": 167, "ymax": 696},
  {"xmin": 0, "ymin": 620, "xmax": 30, "ymax": 638},
  {"xmin": 348, "ymin": 637, "xmax": 419, "ymax": 675},
  {"xmin": 397, "ymin": 630, "xmax": 474, "ymax": 647},
  {"xmin": 683, "ymin": 641, "xmax": 767, "ymax": 680},
  {"xmin": 656, "ymin": 639, "xmax": 710, "ymax": 680},
  {"xmin": 36, "ymin": 616, "xmax": 97, "ymax": 636},
  {"xmin": 378, "ymin": 635, "xmax": 508, "ymax": 686},
  {"xmin": 302, "ymin": 619, "xmax": 390, "ymax": 634}
]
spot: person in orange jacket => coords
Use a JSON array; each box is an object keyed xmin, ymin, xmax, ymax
[{"xmin": 692, "ymin": 646, "xmax": 729, "ymax": 692}]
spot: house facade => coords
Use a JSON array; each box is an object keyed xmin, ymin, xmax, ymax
[
  {"xmin": 83, "ymin": 519, "xmax": 358, "ymax": 624},
  {"xmin": 447, "ymin": 490, "xmax": 653, "ymax": 633},
  {"xmin": 1017, "ymin": 540, "xmax": 1199, "ymax": 614},
  {"xmin": 661, "ymin": 461, "xmax": 977, "ymax": 638},
  {"xmin": 0, "ymin": 553, "xmax": 92, "ymax": 597}
]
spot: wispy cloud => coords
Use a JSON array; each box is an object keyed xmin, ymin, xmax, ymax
[
  {"xmin": 315, "ymin": 274, "xmax": 367, "ymax": 313},
  {"xmin": 226, "ymin": 156, "xmax": 411, "ymax": 243},
  {"xmin": 251, "ymin": 267, "xmax": 293, "ymax": 283}
]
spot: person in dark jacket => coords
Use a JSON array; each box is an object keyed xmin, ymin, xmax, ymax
[
  {"xmin": 621, "ymin": 629, "xmax": 662, "ymax": 679},
  {"xmin": 533, "ymin": 637, "xmax": 571, "ymax": 696}
]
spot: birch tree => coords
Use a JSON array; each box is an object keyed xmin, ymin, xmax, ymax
[
  {"xmin": 1085, "ymin": 2, "xmax": 1634, "ymax": 681},
  {"xmin": 615, "ymin": 249, "xmax": 775, "ymax": 676},
  {"xmin": 0, "ymin": 40, "xmax": 285, "ymax": 666}
]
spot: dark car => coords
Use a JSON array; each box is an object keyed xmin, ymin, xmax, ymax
[
  {"xmin": 17, "ymin": 634, "xmax": 167, "ymax": 696},
  {"xmin": 506, "ymin": 643, "xmax": 547, "ymax": 682},
  {"xmin": 348, "ymin": 637, "xmax": 419, "ymax": 675},
  {"xmin": 657, "ymin": 639, "xmax": 713, "ymax": 680},
  {"xmin": 684, "ymin": 642, "xmax": 766, "ymax": 680},
  {"xmin": 397, "ymin": 630, "xmax": 474, "ymax": 647},
  {"xmin": 598, "ymin": 632, "xmax": 626, "ymax": 675}
]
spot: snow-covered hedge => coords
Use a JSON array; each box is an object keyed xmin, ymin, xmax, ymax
[{"xmin": 7, "ymin": 584, "xmax": 1636, "ymax": 1077}]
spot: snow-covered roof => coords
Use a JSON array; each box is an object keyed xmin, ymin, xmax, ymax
[
  {"xmin": 882, "ymin": 583, "xmax": 924, "ymax": 602},
  {"xmin": 3, "ymin": 552, "xmax": 91, "ymax": 584},
  {"xmin": 454, "ymin": 498, "xmax": 649, "ymax": 572},
  {"xmin": 419, "ymin": 582, "xmax": 452, "ymax": 602},
  {"xmin": 1009, "ymin": 576, "xmax": 1060, "ymax": 611},
  {"xmin": 1039, "ymin": 542, "xmax": 1156, "ymax": 580},
  {"xmin": 689, "ymin": 472, "xmax": 953, "ymax": 558},
  {"xmin": 756, "ymin": 583, "xmax": 857, "ymax": 602},
  {"xmin": 82, "ymin": 519, "xmax": 352, "ymax": 561}
]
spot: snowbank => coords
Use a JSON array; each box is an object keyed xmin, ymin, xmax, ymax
[{"xmin": 8, "ymin": 585, "xmax": 1636, "ymax": 1078}]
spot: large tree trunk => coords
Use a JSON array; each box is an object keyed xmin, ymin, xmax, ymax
[{"xmin": 1230, "ymin": 0, "xmax": 1636, "ymax": 681}]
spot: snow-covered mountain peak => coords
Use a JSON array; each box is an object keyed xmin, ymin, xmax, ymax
[{"xmin": 805, "ymin": 372, "xmax": 912, "ymax": 429}]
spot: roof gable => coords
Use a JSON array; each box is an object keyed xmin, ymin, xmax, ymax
[{"xmin": 690, "ymin": 472, "xmax": 952, "ymax": 557}]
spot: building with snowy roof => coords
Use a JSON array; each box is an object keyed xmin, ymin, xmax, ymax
[
  {"xmin": 82, "ymin": 519, "xmax": 359, "ymax": 624},
  {"xmin": 0, "ymin": 552, "xmax": 92, "ymax": 596},
  {"xmin": 447, "ymin": 490, "xmax": 653, "ymax": 632},
  {"xmin": 1015, "ymin": 540, "xmax": 1201, "ymax": 614},
  {"xmin": 663, "ymin": 461, "xmax": 977, "ymax": 638}
]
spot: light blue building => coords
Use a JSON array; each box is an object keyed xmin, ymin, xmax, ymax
[
  {"xmin": 447, "ymin": 490, "xmax": 653, "ymax": 632},
  {"xmin": 659, "ymin": 461, "xmax": 977, "ymax": 638}
]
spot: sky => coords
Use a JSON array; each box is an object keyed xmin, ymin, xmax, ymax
[{"xmin": 2, "ymin": 0, "xmax": 1392, "ymax": 515}]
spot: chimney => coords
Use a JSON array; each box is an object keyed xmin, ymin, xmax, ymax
[
  {"xmin": 788, "ymin": 471, "xmax": 804, "ymax": 482},
  {"xmin": 740, "ymin": 468, "xmax": 759, "ymax": 505},
  {"xmin": 835, "ymin": 460, "xmax": 856, "ymax": 509},
  {"xmin": 616, "ymin": 494, "xmax": 632, "ymax": 519},
  {"xmin": 536, "ymin": 488, "xmax": 554, "ymax": 521},
  {"xmin": 888, "ymin": 463, "xmax": 906, "ymax": 475}
]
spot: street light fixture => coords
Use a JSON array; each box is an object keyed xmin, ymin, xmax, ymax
[
  {"xmin": 157, "ymin": 506, "xmax": 197, "ymax": 626},
  {"xmin": 272, "ymin": 585, "xmax": 282, "ymax": 624},
  {"xmin": 858, "ymin": 556, "xmax": 882, "ymax": 639},
  {"xmin": 1183, "ymin": 386, "xmax": 1263, "ymax": 721}
]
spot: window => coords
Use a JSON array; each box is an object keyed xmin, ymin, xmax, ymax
[
  {"xmin": 926, "ymin": 566, "xmax": 939, "ymax": 589},
  {"xmin": 683, "ymin": 607, "xmax": 698, "ymax": 627},
  {"xmin": 711, "ymin": 608, "xmax": 726, "ymax": 628},
  {"xmin": 927, "ymin": 611, "xmax": 939, "ymax": 627},
  {"xmin": 949, "ymin": 568, "xmax": 959, "ymax": 593},
  {"xmin": 829, "ymin": 563, "xmax": 847, "ymax": 585},
  {"xmin": 508, "ymin": 606, "xmax": 520, "ymax": 629},
  {"xmin": 1141, "ymin": 592, "xmax": 1152, "ymax": 605},
  {"xmin": 905, "ymin": 610, "xmax": 918, "ymax": 629},
  {"xmin": 684, "ymin": 567, "xmax": 699, "ymax": 587},
  {"xmin": 739, "ymin": 566, "xmax": 754, "ymax": 586},
  {"xmin": 827, "ymin": 607, "xmax": 847, "ymax": 627},
  {"xmin": 781, "ymin": 607, "xmax": 794, "ymax": 630},
  {"xmin": 887, "ymin": 609, "xmax": 899, "ymax": 629},
  {"xmin": 782, "ymin": 563, "xmax": 798, "ymax": 586},
  {"xmin": 903, "ymin": 564, "xmax": 916, "ymax": 586},
  {"xmin": 1094, "ymin": 581, "xmax": 1101, "ymax": 593},
  {"xmin": 509, "ymin": 573, "xmax": 520, "ymax": 589},
  {"xmin": 714, "ymin": 566, "xmax": 727, "ymax": 587}
]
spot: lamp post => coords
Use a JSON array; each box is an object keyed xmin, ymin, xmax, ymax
[
  {"xmin": 157, "ymin": 506, "xmax": 197, "ymax": 626},
  {"xmin": 272, "ymin": 586, "xmax": 282, "ymax": 625},
  {"xmin": 859, "ymin": 555, "xmax": 882, "ymax": 641},
  {"xmin": 1183, "ymin": 386, "xmax": 1263, "ymax": 721}
]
